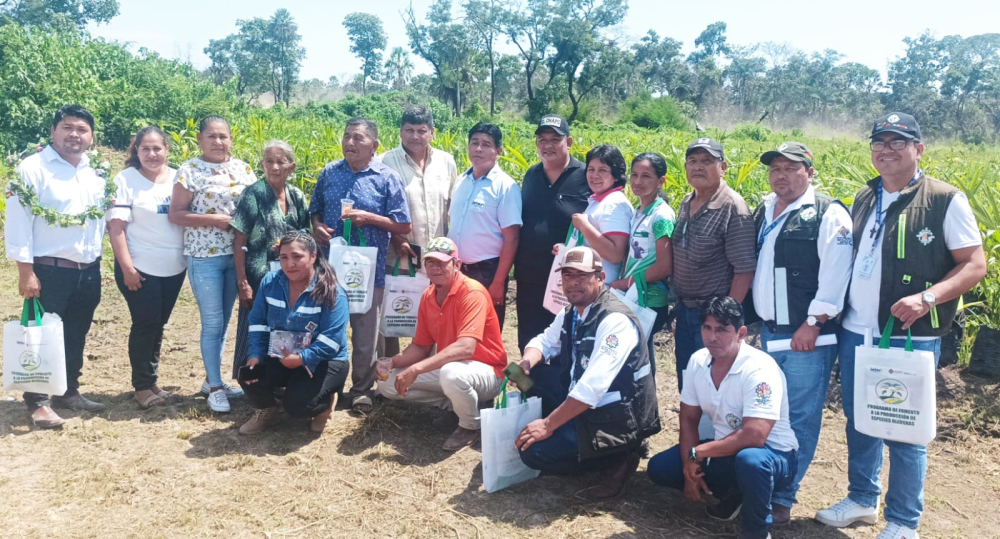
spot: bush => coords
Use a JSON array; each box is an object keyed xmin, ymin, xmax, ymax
[
  {"xmin": 619, "ymin": 94, "xmax": 693, "ymax": 131},
  {"xmin": 731, "ymin": 122, "xmax": 773, "ymax": 142}
]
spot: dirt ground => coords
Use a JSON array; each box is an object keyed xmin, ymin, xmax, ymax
[{"xmin": 2, "ymin": 257, "xmax": 999, "ymax": 539}]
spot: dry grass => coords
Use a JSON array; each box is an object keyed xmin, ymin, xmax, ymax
[{"xmin": 2, "ymin": 257, "xmax": 999, "ymax": 538}]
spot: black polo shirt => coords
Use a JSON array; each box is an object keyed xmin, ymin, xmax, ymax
[{"xmin": 514, "ymin": 157, "xmax": 591, "ymax": 278}]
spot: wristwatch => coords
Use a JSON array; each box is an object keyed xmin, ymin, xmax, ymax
[
  {"xmin": 921, "ymin": 291, "xmax": 937, "ymax": 307},
  {"xmin": 806, "ymin": 316, "xmax": 825, "ymax": 329},
  {"xmin": 688, "ymin": 447, "xmax": 700, "ymax": 463}
]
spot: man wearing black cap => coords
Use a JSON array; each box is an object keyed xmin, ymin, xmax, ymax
[
  {"xmin": 514, "ymin": 115, "xmax": 591, "ymax": 351},
  {"xmin": 749, "ymin": 141, "xmax": 854, "ymax": 525},
  {"xmin": 815, "ymin": 113, "xmax": 986, "ymax": 539},
  {"xmin": 671, "ymin": 138, "xmax": 756, "ymax": 390}
]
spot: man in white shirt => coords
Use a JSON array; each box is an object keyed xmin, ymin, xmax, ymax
[
  {"xmin": 647, "ymin": 296, "xmax": 798, "ymax": 539},
  {"xmin": 815, "ymin": 113, "xmax": 986, "ymax": 539},
  {"xmin": 748, "ymin": 142, "xmax": 853, "ymax": 524},
  {"xmin": 448, "ymin": 122, "xmax": 522, "ymax": 327},
  {"xmin": 515, "ymin": 246, "xmax": 660, "ymax": 500},
  {"xmin": 5, "ymin": 105, "xmax": 108, "ymax": 428},
  {"xmin": 378, "ymin": 105, "xmax": 458, "ymax": 357}
]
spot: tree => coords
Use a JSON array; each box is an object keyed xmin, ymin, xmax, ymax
[
  {"xmin": 267, "ymin": 8, "xmax": 305, "ymax": 105},
  {"xmin": 384, "ymin": 47, "xmax": 415, "ymax": 90},
  {"xmin": 343, "ymin": 12, "xmax": 387, "ymax": 96},
  {"xmin": 464, "ymin": 0, "xmax": 503, "ymax": 115},
  {"xmin": 404, "ymin": 0, "xmax": 482, "ymax": 116},
  {"xmin": 500, "ymin": 0, "xmax": 551, "ymax": 108},
  {"xmin": 0, "ymin": 0, "xmax": 118, "ymax": 31},
  {"xmin": 632, "ymin": 30, "xmax": 686, "ymax": 97}
]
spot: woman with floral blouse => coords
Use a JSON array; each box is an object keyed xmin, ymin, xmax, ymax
[{"xmin": 169, "ymin": 116, "xmax": 257, "ymax": 413}]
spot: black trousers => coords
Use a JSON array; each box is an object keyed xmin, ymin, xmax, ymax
[
  {"xmin": 114, "ymin": 262, "xmax": 186, "ymax": 391},
  {"xmin": 461, "ymin": 257, "xmax": 508, "ymax": 328},
  {"xmin": 239, "ymin": 358, "xmax": 349, "ymax": 418},
  {"xmin": 514, "ymin": 275, "xmax": 556, "ymax": 353},
  {"xmin": 24, "ymin": 263, "xmax": 102, "ymax": 410}
]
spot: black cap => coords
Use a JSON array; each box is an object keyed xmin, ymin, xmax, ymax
[
  {"xmin": 871, "ymin": 112, "xmax": 921, "ymax": 140},
  {"xmin": 761, "ymin": 141, "xmax": 814, "ymax": 168},
  {"xmin": 535, "ymin": 115, "xmax": 570, "ymax": 137},
  {"xmin": 686, "ymin": 137, "xmax": 724, "ymax": 159}
]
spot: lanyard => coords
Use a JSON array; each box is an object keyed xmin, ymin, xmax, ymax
[
  {"xmin": 568, "ymin": 309, "xmax": 579, "ymax": 381},
  {"xmin": 756, "ymin": 208, "xmax": 790, "ymax": 255},
  {"xmin": 870, "ymin": 170, "xmax": 921, "ymax": 250}
]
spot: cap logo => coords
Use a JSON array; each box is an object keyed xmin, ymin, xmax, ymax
[
  {"xmin": 541, "ymin": 117, "xmax": 561, "ymax": 127},
  {"xmin": 777, "ymin": 143, "xmax": 789, "ymax": 151},
  {"xmin": 427, "ymin": 237, "xmax": 455, "ymax": 253},
  {"xmin": 887, "ymin": 114, "xmax": 900, "ymax": 123},
  {"xmin": 565, "ymin": 251, "xmax": 586, "ymax": 264},
  {"xmin": 697, "ymin": 137, "xmax": 710, "ymax": 144}
]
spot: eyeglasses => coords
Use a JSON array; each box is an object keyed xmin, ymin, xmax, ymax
[{"xmin": 870, "ymin": 139, "xmax": 911, "ymax": 152}]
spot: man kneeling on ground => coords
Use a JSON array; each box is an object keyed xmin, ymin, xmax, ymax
[
  {"xmin": 515, "ymin": 246, "xmax": 660, "ymax": 500},
  {"xmin": 377, "ymin": 237, "xmax": 507, "ymax": 451},
  {"xmin": 647, "ymin": 296, "xmax": 799, "ymax": 539}
]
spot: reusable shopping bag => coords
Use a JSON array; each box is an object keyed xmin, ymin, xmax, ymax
[
  {"xmin": 328, "ymin": 218, "xmax": 379, "ymax": 314},
  {"xmin": 380, "ymin": 258, "xmax": 430, "ymax": 337},
  {"xmin": 481, "ymin": 381, "xmax": 543, "ymax": 493},
  {"xmin": 543, "ymin": 225, "xmax": 584, "ymax": 315},
  {"xmin": 3, "ymin": 299, "xmax": 68, "ymax": 396}
]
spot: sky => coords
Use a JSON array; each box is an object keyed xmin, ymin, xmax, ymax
[{"xmin": 87, "ymin": 0, "xmax": 1000, "ymax": 83}]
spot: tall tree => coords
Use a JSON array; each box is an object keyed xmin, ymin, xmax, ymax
[
  {"xmin": 500, "ymin": 0, "xmax": 551, "ymax": 108},
  {"xmin": 404, "ymin": 0, "xmax": 481, "ymax": 116},
  {"xmin": 268, "ymin": 8, "xmax": 305, "ymax": 105},
  {"xmin": 632, "ymin": 30, "xmax": 686, "ymax": 97},
  {"xmin": 464, "ymin": 0, "xmax": 503, "ymax": 115},
  {"xmin": 0, "ymin": 0, "xmax": 118, "ymax": 31},
  {"xmin": 384, "ymin": 47, "xmax": 415, "ymax": 90},
  {"xmin": 343, "ymin": 12, "xmax": 387, "ymax": 96}
]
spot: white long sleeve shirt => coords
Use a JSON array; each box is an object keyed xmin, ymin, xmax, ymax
[
  {"xmin": 526, "ymin": 304, "xmax": 639, "ymax": 408},
  {"xmin": 5, "ymin": 146, "xmax": 106, "ymax": 264},
  {"xmin": 752, "ymin": 186, "xmax": 854, "ymax": 323}
]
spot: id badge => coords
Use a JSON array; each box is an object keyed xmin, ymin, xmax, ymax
[
  {"xmin": 858, "ymin": 255, "xmax": 876, "ymax": 280},
  {"xmin": 270, "ymin": 261, "xmax": 281, "ymax": 273}
]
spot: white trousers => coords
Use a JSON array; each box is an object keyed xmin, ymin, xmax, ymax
[{"xmin": 377, "ymin": 360, "xmax": 502, "ymax": 429}]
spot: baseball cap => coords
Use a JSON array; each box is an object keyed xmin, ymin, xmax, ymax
[
  {"xmin": 760, "ymin": 141, "xmax": 814, "ymax": 168},
  {"xmin": 871, "ymin": 112, "xmax": 921, "ymax": 140},
  {"xmin": 686, "ymin": 137, "xmax": 724, "ymax": 160},
  {"xmin": 535, "ymin": 115, "xmax": 570, "ymax": 137},
  {"xmin": 555, "ymin": 246, "xmax": 603, "ymax": 273},
  {"xmin": 423, "ymin": 237, "xmax": 460, "ymax": 263}
]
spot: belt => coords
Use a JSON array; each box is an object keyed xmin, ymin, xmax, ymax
[
  {"xmin": 680, "ymin": 299, "xmax": 706, "ymax": 308},
  {"xmin": 463, "ymin": 257, "xmax": 499, "ymax": 270},
  {"xmin": 34, "ymin": 256, "xmax": 101, "ymax": 270}
]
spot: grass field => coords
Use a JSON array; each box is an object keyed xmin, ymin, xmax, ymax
[{"xmin": 2, "ymin": 255, "xmax": 1000, "ymax": 539}]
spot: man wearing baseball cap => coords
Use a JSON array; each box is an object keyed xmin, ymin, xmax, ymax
[
  {"xmin": 515, "ymin": 246, "xmax": 660, "ymax": 500},
  {"xmin": 376, "ymin": 237, "xmax": 508, "ymax": 451},
  {"xmin": 671, "ymin": 138, "xmax": 756, "ymax": 390},
  {"xmin": 748, "ymin": 141, "xmax": 854, "ymax": 525},
  {"xmin": 514, "ymin": 114, "xmax": 591, "ymax": 351},
  {"xmin": 815, "ymin": 113, "xmax": 985, "ymax": 539}
]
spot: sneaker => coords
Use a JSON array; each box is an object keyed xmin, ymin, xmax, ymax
[
  {"xmin": 239, "ymin": 407, "xmax": 280, "ymax": 434},
  {"xmin": 206, "ymin": 390, "xmax": 231, "ymax": 413},
  {"xmin": 706, "ymin": 493, "xmax": 742, "ymax": 521},
  {"xmin": 201, "ymin": 381, "xmax": 244, "ymax": 398},
  {"xmin": 877, "ymin": 522, "xmax": 919, "ymax": 539},
  {"xmin": 815, "ymin": 496, "xmax": 879, "ymax": 527}
]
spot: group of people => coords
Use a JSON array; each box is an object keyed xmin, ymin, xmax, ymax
[{"xmin": 5, "ymin": 104, "xmax": 987, "ymax": 539}]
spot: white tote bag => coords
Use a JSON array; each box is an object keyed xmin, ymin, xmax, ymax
[
  {"xmin": 380, "ymin": 260, "xmax": 430, "ymax": 338},
  {"xmin": 3, "ymin": 299, "xmax": 68, "ymax": 396},
  {"xmin": 543, "ymin": 225, "xmax": 583, "ymax": 315},
  {"xmin": 481, "ymin": 391, "xmax": 543, "ymax": 493},
  {"xmin": 853, "ymin": 318, "xmax": 937, "ymax": 446},
  {"xmin": 328, "ymin": 219, "xmax": 379, "ymax": 314},
  {"xmin": 610, "ymin": 275, "xmax": 656, "ymax": 339}
]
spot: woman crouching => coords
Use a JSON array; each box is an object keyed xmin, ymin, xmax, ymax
[{"xmin": 239, "ymin": 231, "xmax": 349, "ymax": 434}]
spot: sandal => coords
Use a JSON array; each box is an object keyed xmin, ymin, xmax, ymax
[
  {"xmin": 151, "ymin": 386, "xmax": 172, "ymax": 399},
  {"xmin": 134, "ymin": 390, "xmax": 167, "ymax": 409},
  {"xmin": 349, "ymin": 395, "xmax": 372, "ymax": 418}
]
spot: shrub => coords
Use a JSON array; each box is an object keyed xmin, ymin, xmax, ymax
[{"xmin": 619, "ymin": 94, "xmax": 693, "ymax": 131}]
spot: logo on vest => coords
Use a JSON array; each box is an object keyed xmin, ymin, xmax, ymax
[
  {"xmin": 580, "ymin": 355, "xmax": 590, "ymax": 369},
  {"xmin": 916, "ymin": 227, "xmax": 935, "ymax": 246},
  {"xmin": 754, "ymin": 382, "xmax": 772, "ymax": 406},
  {"xmin": 799, "ymin": 207, "xmax": 817, "ymax": 221},
  {"xmin": 304, "ymin": 321, "xmax": 318, "ymax": 332},
  {"xmin": 877, "ymin": 378, "xmax": 907, "ymax": 404},
  {"xmin": 726, "ymin": 413, "xmax": 743, "ymax": 430},
  {"xmin": 599, "ymin": 334, "xmax": 619, "ymax": 355},
  {"xmin": 836, "ymin": 226, "xmax": 852, "ymax": 246}
]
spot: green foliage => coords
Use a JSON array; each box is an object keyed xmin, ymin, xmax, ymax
[
  {"xmin": 619, "ymin": 94, "xmax": 693, "ymax": 130},
  {"xmin": 0, "ymin": 0, "xmax": 119, "ymax": 31},
  {"xmin": 343, "ymin": 13, "xmax": 388, "ymax": 95},
  {"xmin": 731, "ymin": 123, "xmax": 773, "ymax": 142}
]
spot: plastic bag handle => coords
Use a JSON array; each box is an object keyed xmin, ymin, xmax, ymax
[
  {"xmin": 878, "ymin": 317, "xmax": 914, "ymax": 352},
  {"xmin": 20, "ymin": 298, "xmax": 44, "ymax": 327},
  {"xmin": 494, "ymin": 376, "xmax": 510, "ymax": 409}
]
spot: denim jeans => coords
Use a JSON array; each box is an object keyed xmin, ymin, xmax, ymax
[
  {"xmin": 673, "ymin": 302, "xmax": 705, "ymax": 391},
  {"xmin": 761, "ymin": 325, "xmax": 838, "ymax": 508},
  {"xmin": 647, "ymin": 442, "xmax": 797, "ymax": 539},
  {"xmin": 518, "ymin": 418, "xmax": 626, "ymax": 475},
  {"xmin": 838, "ymin": 327, "xmax": 941, "ymax": 530},
  {"xmin": 188, "ymin": 255, "xmax": 238, "ymax": 387}
]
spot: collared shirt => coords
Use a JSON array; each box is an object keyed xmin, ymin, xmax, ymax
[
  {"xmin": 413, "ymin": 274, "xmax": 507, "ymax": 378},
  {"xmin": 672, "ymin": 182, "xmax": 756, "ymax": 300},
  {"xmin": 309, "ymin": 158, "xmax": 411, "ymax": 288},
  {"xmin": 526, "ymin": 304, "xmax": 640, "ymax": 408},
  {"xmin": 5, "ymin": 146, "xmax": 105, "ymax": 264},
  {"xmin": 247, "ymin": 270, "xmax": 350, "ymax": 371},
  {"xmin": 448, "ymin": 163, "xmax": 522, "ymax": 264},
  {"xmin": 752, "ymin": 186, "xmax": 854, "ymax": 322},
  {"xmin": 175, "ymin": 157, "xmax": 258, "ymax": 257},
  {"xmin": 515, "ymin": 157, "xmax": 591, "ymax": 276},
  {"xmin": 231, "ymin": 179, "xmax": 311, "ymax": 289},
  {"xmin": 681, "ymin": 343, "xmax": 799, "ymax": 452},
  {"xmin": 378, "ymin": 145, "xmax": 458, "ymax": 272},
  {"xmin": 572, "ymin": 187, "xmax": 634, "ymax": 283},
  {"xmin": 623, "ymin": 198, "xmax": 676, "ymax": 308},
  {"xmin": 105, "ymin": 167, "xmax": 186, "ymax": 277}
]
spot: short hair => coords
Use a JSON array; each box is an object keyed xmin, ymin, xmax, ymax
[
  {"xmin": 346, "ymin": 117, "xmax": 379, "ymax": 142},
  {"xmin": 400, "ymin": 105, "xmax": 434, "ymax": 130},
  {"xmin": 586, "ymin": 144, "xmax": 627, "ymax": 188},
  {"xmin": 124, "ymin": 125, "xmax": 169, "ymax": 170},
  {"xmin": 699, "ymin": 296, "xmax": 745, "ymax": 329},
  {"xmin": 467, "ymin": 122, "xmax": 502, "ymax": 147},
  {"xmin": 632, "ymin": 152, "xmax": 667, "ymax": 178},
  {"xmin": 198, "ymin": 115, "xmax": 230, "ymax": 133},
  {"xmin": 263, "ymin": 139, "xmax": 295, "ymax": 163},
  {"xmin": 52, "ymin": 105, "xmax": 95, "ymax": 132}
]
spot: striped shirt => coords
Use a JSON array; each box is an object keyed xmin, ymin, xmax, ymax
[{"xmin": 671, "ymin": 182, "xmax": 756, "ymax": 300}]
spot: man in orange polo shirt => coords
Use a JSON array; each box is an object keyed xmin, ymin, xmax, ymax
[{"xmin": 377, "ymin": 237, "xmax": 507, "ymax": 451}]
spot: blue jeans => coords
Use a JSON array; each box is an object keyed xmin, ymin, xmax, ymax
[
  {"xmin": 518, "ymin": 419, "xmax": 623, "ymax": 475},
  {"xmin": 838, "ymin": 327, "xmax": 941, "ymax": 529},
  {"xmin": 648, "ymin": 442, "xmax": 797, "ymax": 539},
  {"xmin": 761, "ymin": 325, "xmax": 838, "ymax": 508},
  {"xmin": 674, "ymin": 302, "xmax": 705, "ymax": 391},
  {"xmin": 188, "ymin": 255, "xmax": 238, "ymax": 387}
]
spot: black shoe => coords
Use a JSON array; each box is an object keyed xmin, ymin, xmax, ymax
[
  {"xmin": 52, "ymin": 392, "xmax": 106, "ymax": 411},
  {"xmin": 706, "ymin": 494, "xmax": 742, "ymax": 521}
]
